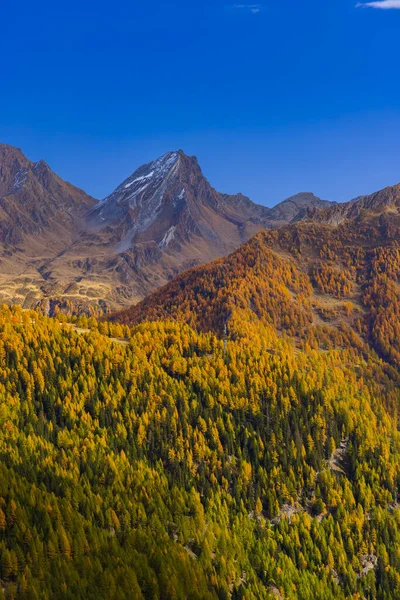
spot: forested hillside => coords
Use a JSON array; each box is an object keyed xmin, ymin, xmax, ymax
[
  {"xmin": 112, "ymin": 206, "xmax": 400, "ymax": 369},
  {"xmin": 0, "ymin": 299, "xmax": 399, "ymax": 598}
]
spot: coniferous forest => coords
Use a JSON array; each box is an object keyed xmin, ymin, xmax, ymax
[{"xmin": 1, "ymin": 209, "xmax": 400, "ymax": 599}]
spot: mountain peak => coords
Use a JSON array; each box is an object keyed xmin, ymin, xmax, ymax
[
  {"xmin": 0, "ymin": 142, "xmax": 27, "ymax": 157},
  {"xmin": 86, "ymin": 149, "xmax": 272, "ymax": 257},
  {"xmin": 0, "ymin": 144, "xmax": 61, "ymax": 199},
  {"xmin": 0, "ymin": 143, "xmax": 96, "ymax": 247},
  {"xmin": 89, "ymin": 149, "xmax": 206, "ymax": 230},
  {"xmin": 267, "ymin": 191, "xmax": 334, "ymax": 224},
  {"xmin": 283, "ymin": 192, "xmax": 321, "ymax": 202},
  {"xmin": 0, "ymin": 144, "xmax": 33, "ymax": 197}
]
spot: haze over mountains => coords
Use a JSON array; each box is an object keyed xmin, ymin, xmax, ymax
[{"xmin": 1, "ymin": 142, "xmax": 400, "ymax": 315}]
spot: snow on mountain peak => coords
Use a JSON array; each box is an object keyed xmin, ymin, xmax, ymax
[
  {"xmin": 90, "ymin": 151, "xmax": 184, "ymax": 252},
  {"xmin": 151, "ymin": 151, "xmax": 179, "ymax": 174},
  {"xmin": 99, "ymin": 151, "xmax": 180, "ymax": 209},
  {"xmin": 124, "ymin": 171, "xmax": 155, "ymax": 189}
]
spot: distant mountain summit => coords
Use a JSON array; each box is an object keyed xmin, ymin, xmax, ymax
[
  {"xmin": 87, "ymin": 150, "xmax": 271, "ymax": 257},
  {"xmin": 267, "ymin": 192, "xmax": 334, "ymax": 225}
]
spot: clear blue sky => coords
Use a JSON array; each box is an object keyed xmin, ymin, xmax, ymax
[{"xmin": 1, "ymin": 0, "xmax": 400, "ymax": 205}]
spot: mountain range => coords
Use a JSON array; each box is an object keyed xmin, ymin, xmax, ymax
[
  {"xmin": 0, "ymin": 143, "xmax": 336, "ymax": 313},
  {"xmin": 1, "ymin": 142, "xmax": 400, "ymax": 318},
  {"xmin": 1, "ymin": 143, "xmax": 400, "ymax": 599}
]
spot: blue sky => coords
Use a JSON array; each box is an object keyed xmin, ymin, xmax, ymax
[{"xmin": 1, "ymin": 0, "xmax": 400, "ymax": 205}]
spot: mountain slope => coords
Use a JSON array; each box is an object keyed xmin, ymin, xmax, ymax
[
  {"xmin": 1, "ymin": 270, "xmax": 400, "ymax": 597},
  {"xmin": 0, "ymin": 144, "xmax": 101, "ymax": 311},
  {"xmin": 111, "ymin": 196, "xmax": 400, "ymax": 369},
  {"xmin": 1, "ymin": 153, "xmax": 400, "ymax": 599},
  {"xmin": 27, "ymin": 151, "xmax": 264, "ymax": 312},
  {"xmin": 0, "ymin": 143, "xmax": 96, "ymax": 248}
]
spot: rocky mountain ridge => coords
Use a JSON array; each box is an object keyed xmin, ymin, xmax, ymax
[
  {"xmin": 2, "ymin": 142, "xmax": 398, "ymax": 314},
  {"xmin": 303, "ymin": 182, "xmax": 400, "ymax": 226},
  {"xmin": 0, "ymin": 143, "xmax": 96, "ymax": 248}
]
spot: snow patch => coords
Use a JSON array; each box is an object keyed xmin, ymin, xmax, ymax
[
  {"xmin": 131, "ymin": 182, "xmax": 151, "ymax": 197},
  {"xmin": 174, "ymin": 188, "xmax": 185, "ymax": 207},
  {"xmin": 124, "ymin": 171, "xmax": 155, "ymax": 188},
  {"xmin": 159, "ymin": 226, "xmax": 176, "ymax": 249},
  {"xmin": 120, "ymin": 152, "xmax": 179, "ymax": 194}
]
